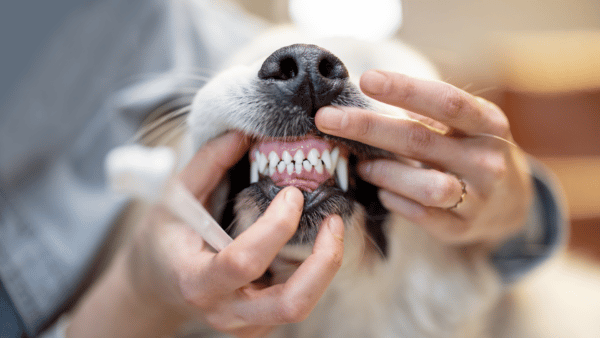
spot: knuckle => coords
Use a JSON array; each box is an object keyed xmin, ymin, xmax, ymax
[
  {"xmin": 478, "ymin": 153, "xmax": 508, "ymax": 182},
  {"xmin": 405, "ymin": 124, "xmax": 434, "ymax": 156},
  {"xmin": 394, "ymin": 74, "xmax": 415, "ymax": 102},
  {"xmin": 259, "ymin": 212, "xmax": 297, "ymax": 239},
  {"xmin": 355, "ymin": 113, "xmax": 374, "ymax": 137},
  {"xmin": 221, "ymin": 250, "xmax": 263, "ymax": 282},
  {"xmin": 279, "ymin": 299, "xmax": 310, "ymax": 323},
  {"xmin": 441, "ymin": 88, "xmax": 468, "ymax": 120},
  {"xmin": 425, "ymin": 173, "xmax": 456, "ymax": 206}
]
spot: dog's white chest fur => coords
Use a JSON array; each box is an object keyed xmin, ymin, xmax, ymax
[
  {"xmin": 177, "ymin": 29, "xmax": 504, "ymax": 337},
  {"xmin": 269, "ymin": 215, "xmax": 500, "ymax": 338}
]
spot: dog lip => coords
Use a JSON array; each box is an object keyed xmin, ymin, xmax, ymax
[
  {"xmin": 254, "ymin": 177, "xmax": 344, "ymax": 214},
  {"xmin": 303, "ymin": 180, "xmax": 343, "ymax": 210}
]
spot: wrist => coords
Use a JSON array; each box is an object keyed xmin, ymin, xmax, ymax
[{"xmin": 68, "ymin": 249, "xmax": 188, "ymax": 337}]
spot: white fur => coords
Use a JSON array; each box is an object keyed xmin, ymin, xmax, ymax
[{"xmin": 138, "ymin": 28, "xmax": 600, "ymax": 337}]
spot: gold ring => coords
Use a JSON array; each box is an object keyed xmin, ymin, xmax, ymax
[{"xmin": 447, "ymin": 177, "xmax": 467, "ymax": 210}]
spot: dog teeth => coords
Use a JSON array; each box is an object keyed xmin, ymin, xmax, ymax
[
  {"xmin": 293, "ymin": 150, "xmax": 304, "ymax": 164},
  {"xmin": 250, "ymin": 146, "xmax": 347, "ymax": 191},
  {"xmin": 277, "ymin": 161, "xmax": 286, "ymax": 173},
  {"xmin": 295, "ymin": 161, "xmax": 303, "ymax": 174},
  {"xmin": 268, "ymin": 151, "xmax": 279, "ymax": 175},
  {"xmin": 321, "ymin": 149, "xmax": 332, "ymax": 174},
  {"xmin": 282, "ymin": 150, "xmax": 292, "ymax": 164},
  {"xmin": 314, "ymin": 160, "xmax": 324, "ymax": 174},
  {"xmin": 336, "ymin": 157, "xmax": 348, "ymax": 192},
  {"xmin": 250, "ymin": 161, "xmax": 259, "ymax": 183},
  {"xmin": 307, "ymin": 149, "xmax": 320, "ymax": 166},
  {"xmin": 303, "ymin": 160, "xmax": 312, "ymax": 171},
  {"xmin": 268, "ymin": 151, "xmax": 279, "ymax": 168},
  {"xmin": 257, "ymin": 152, "xmax": 268, "ymax": 174},
  {"xmin": 330, "ymin": 147, "xmax": 340, "ymax": 170}
]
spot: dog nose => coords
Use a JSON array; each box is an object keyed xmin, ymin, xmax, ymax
[{"xmin": 258, "ymin": 44, "xmax": 349, "ymax": 117}]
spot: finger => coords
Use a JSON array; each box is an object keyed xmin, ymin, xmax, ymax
[
  {"xmin": 230, "ymin": 215, "xmax": 344, "ymax": 325},
  {"xmin": 358, "ymin": 160, "xmax": 464, "ymax": 209},
  {"xmin": 227, "ymin": 325, "xmax": 275, "ymax": 338},
  {"xmin": 359, "ymin": 70, "xmax": 510, "ymax": 137},
  {"xmin": 315, "ymin": 105, "xmax": 464, "ymax": 166},
  {"xmin": 316, "ymin": 106, "xmax": 511, "ymax": 188},
  {"xmin": 209, "ymin": 187, "xmax": 304, "ymax": 292},
  {"xmin": 377, "ymin": 190, "xmax": 480, "ymax": 244},
  {"xmin": 179, "ymin": 131, "xmax": 250, "ymax": 200}
]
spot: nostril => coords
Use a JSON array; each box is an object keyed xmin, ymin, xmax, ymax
[
  {"xmin": 279, "ymin": 57, "xmax": 298, "ymax": 80},
  {"xmin": 318, "ymin": 57, "xmax": 347, "ymax": 80},
  {"xmin": 318, "ymin": 58, "xmax": 334, "ymax": 78},
  {"xmin": 258, "ymin": 44, "xmax": 350, "ymax": 118},
  {"xmin": 258, "ymin": 54, "xmax": 299, "ymax": 81}
]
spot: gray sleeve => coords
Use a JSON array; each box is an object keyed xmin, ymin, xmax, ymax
[
  {"xmin": 0, "ymin": 0, "xmax": 264, "ymax": 335},
  {"xmin": 490, "ymin": 158, "xmax": 569, "ymax": 285}
]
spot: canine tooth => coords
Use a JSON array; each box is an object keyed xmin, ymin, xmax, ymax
[
  {"xmin": 295, "ymin": 162, "xmax": 302, "ymax": 174},
  {"xmin": 303, "ymin": 160, "xmax": 312, "ymax": 172},
  {"xmin": 250, "ymin": 161, "xmax": 259, "ymax": 183},
  {"xmin": 336, "ymin": 157, "xmax": 348, "ymax": 192},
  {"xmin": 282, "ymin": 150, "xmax": 292, "ymax": 164},
  {"xmin": 269, "ymin": 165, "xmax": 276, "ymax": 176},
  {"xmin": 287, "ymin": 163, "xmax": 294, "ymax": 174},
  {"xmin": 307, "ymin": 149, "xmax": 320, "ymax": 166},
  {"xmin": 331, "ymin": 147, "xmax": 340, "ymax": 169},
  {"xmin": 321, "ymin": 149, "xmax": 333, "ymax": 174},
  {"xmin": 268, "ymin": 151, "xmax": 279, "ymax": 171},
  {"xmin": 277, "ymin": 161, "xmax": 286, "ymax": 173},
  {"xmin": 314, "ymin": 160, "xmax": 324, "ymax": 174},
  {"xmin": 293, "ymin": 149, "xmax": 305, "ymax": 164},
  {"xmin": 253, "ymin": 150, "xmax": 260, "ymax": 162},
  {"xmin": 258, "ymin": 153, "xmax": 268, "ymax": 174}
]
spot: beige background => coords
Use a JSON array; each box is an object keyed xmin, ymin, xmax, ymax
[{"xmin": 233, "ymin": 0, "xmax": 600, "ymax": 96}]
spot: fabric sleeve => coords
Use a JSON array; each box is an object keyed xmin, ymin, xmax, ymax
[
  {"xmin": 490, "ymin": 157, "xmax": 569, "ymax": 285},
  {"xmin": 0, "ymin": 0, "xmax": 264, "ymax": 335}
]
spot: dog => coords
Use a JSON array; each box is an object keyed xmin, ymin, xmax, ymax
[{"xmin": 110, "ymin": 27, "xmax": 600, "ymax": 338}]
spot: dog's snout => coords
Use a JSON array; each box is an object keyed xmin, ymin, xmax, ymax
[{"xmin": 258, "ymin": 44, "xmax": 349, "ymax": 117}]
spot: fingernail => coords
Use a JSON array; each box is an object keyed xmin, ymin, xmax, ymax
[
  {"xmin": 284, "ymin": 187, "xmax": 304, "ymax": 210},
  {"xmin": 361, "ymin": 70, "xmax": 389, "ymax": 95},
  {"xmin": 327, "ymin": 215, "xmax": 344, "ymax": 241},
  {"xmin": 358, "ymin": 161, "xmax": 373, "ymax": 178},
  {"xmin": 316, "ymin": 107, "xmax": 347, "ymax": 131}
]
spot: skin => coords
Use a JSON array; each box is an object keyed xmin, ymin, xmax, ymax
[
  {"xmin": 67, "ymin": 132, "xmax": 345, "ymax": 338},
  {"xmin": 68, "ymin": 70, "xmax": 533, "ymax": 337},
  {"xmin": 316, "ymin": 70, "xmax": 533, "ymax": 247}
]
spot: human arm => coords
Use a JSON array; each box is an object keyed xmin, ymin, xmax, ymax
[{"xmin": 66, "ymin": 132, "xmax": 345, "ymax": 338}]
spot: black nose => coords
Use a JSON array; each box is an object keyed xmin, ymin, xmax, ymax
[{"xmin": 258, "ymin": 44, "xmax": 349, "ymax": 117}]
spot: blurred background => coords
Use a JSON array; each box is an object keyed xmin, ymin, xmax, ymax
[
  {"xmin": 234, "ymin": 0, "xmax": 600, "ymax": 263},
  {"xmin": 1, "ymin": 0, "xmax": 599, "ymax": 260}
]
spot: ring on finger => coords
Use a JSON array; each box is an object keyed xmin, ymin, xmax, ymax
[{"xmin": 447, "ymin": 175, "xmax": 467, "ymax": 210}]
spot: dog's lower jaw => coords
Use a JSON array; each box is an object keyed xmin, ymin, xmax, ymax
[
  {"xmin": 233, "ymin": 192, "xmax": 369, "ymax": 283},
  {"xmin": 265, "ymin": 214, "xmax": 502, "ymax": 338},
  {"xmin": 233, "ymin": 179, "xmax": 356, "ymax": 244}
]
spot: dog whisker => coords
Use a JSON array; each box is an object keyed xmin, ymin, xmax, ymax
[
  {"xmin": 134, "ymin": 104, "xmax": 191, "ymax": 145},
  {"xmin": 469, "ymin": 86, "xmax": 498, "ymax": 96}
]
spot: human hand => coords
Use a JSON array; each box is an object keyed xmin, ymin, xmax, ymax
[
  {"xmin": 125, "ymin": 132, "xmax": 345, "ymax": 337},
  {"xmin": 315, "ymin": 70, "xmax": 533, "ymax": 247}
]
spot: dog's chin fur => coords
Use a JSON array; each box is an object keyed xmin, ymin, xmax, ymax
[
  {"xmin": 169, "ymin": 27, "xmax": 507, "ymax": 337},
  {"xmin": 102, "ymin": 23, "xmax": 600, "ymax": 338}
]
